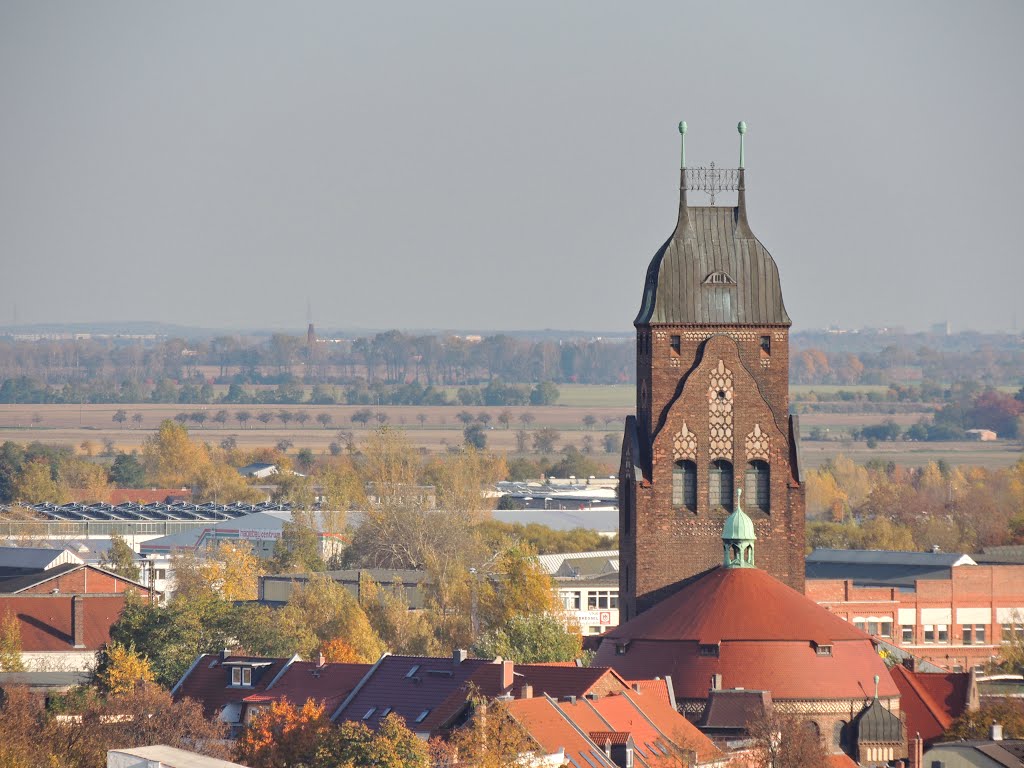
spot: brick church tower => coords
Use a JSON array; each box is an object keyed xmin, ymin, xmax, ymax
[{"xmin": 619, "ymin": 123, "xmax": 805, "ymax": 619}]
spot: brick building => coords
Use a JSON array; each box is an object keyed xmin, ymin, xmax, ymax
[
  {"xmin": 807, "ymin": 563, "xmax": 1024, "ymax": 671},
  {"xmin": 619, "ymin": 123, "xmax": 805, "ymax": 619}
]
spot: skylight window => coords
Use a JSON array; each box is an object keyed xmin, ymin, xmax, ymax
[
  {"xmin": 405, "ymin": 665, "xmax": 420, "ymax": 678},
  {"xmin": 363, "ymin": 707, "xmax": 377, "ymax": 720},
  {"xmin": 415, "ymin": 710, "xmax": 430, "ymax": 723}
]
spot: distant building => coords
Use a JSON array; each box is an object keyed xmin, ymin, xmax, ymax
[
  {"xmin": 805, "ymin": 549, "xmax": 1024, "ymax": 670},
  {"xmin": 965, "ymin": 429, "xmax": 998, "ymax": 441},
  {"xmin": 237, "ymin": 463, "xmax": 279, "ymax": 479},
  {"xmin": 538, "ymin": 551, "xmax": 620, "ymax": 636}
]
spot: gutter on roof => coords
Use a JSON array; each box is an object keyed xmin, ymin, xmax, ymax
[
  {"xmin": 331, "ymin": 652, "xmax": 389, "ymax": 722},
  {"xmin": 170, "ymin": 653, "xmax": 208, "ymax": 698},
  {"xmin": 265, "ymin": 654, "xmax": 300, "ymax": 691}
]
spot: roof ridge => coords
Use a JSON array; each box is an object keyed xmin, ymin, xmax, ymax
[{"xmin": 892, "ymin": 665, "xmax": 953, "ymax": 730}]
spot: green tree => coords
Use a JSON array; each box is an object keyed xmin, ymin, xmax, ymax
[
  {"xmin": 946, "ymin": 700, "xmax": 1024, "ymax": 740},
  {"xmin": 12, "ymin": 458, "xmax": 64, "ymax": 503},
  {"xmin": 529, "ymin": 381, "xmax": 560, "ymax": 405},
  {"xmin": 531, "ymin": 428, "xmax": 560, "ymax": 454},
  {"xmin": 472, "ymin": 613, "xmax": 581, "ymax": 663},
  {"xmin": 463, "ymin": 423, "xmax": 487, "ymax": 450},
  {"xmin": 109, "ymin": 452, "xmax": 146, "ymax": 487},
  {"xmin": 100, "ymin": 534, "xmax": 142, "ymax": 582}
]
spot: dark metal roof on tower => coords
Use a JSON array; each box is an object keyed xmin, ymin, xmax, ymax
[{"xmin": 635, "ymin": 122, "xmax": 791, "ymax": 327}]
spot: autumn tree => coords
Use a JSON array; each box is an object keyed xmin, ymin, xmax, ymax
[
  {"xmin": 12, "ymin": 458, "xmax": 64, "ymax": 503},
  {"xmin": 0, "ymin": 610, "xmax": 25, "ymax": 672},
  {"xmin": 314, "ymin": 713, "xmax": 430, "ymax": 768},
  {"xmin": 360, "ymin": 577, "xmax": 439, "ymax": 656},
  {"xmin": 200, "ymin": 540, "xmax": 264, "ymax": 601},
  {"xmin": 748, "ymin": 707, "xmax": 828, "ymax": 768},
  {"xmin": 94, "ymin": 640, "xmax": 155, "ymax": 694},
  {"xmin": 235, "ymin": 698, "xmax": 330, "ymax": 768},
  {"xmin": 432, "ymin": 696, "xmax": 534, "ymax": 768},
  {"xmin": 141, "ymin": 419, "xmax": 209, "ymax": 487}
]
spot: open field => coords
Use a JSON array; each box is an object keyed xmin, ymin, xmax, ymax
[{"xmin": 0, "ymin": 403, "xmax": 1018, "ymax": 470}]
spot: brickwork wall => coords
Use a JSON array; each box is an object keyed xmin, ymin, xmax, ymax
[
  {"xmin": 19, "ymin": 567, "xmax": 146, "ymax": 595},
  {"xmin": 807, "ymin": 566, "xmax": 1024, "ymax": 669},
  {"xmin": 621, "ymin": 330, "xmax": 805, "ymax": 617}
]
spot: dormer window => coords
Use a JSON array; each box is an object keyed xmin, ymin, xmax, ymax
[
  {"xmin": 698, "ymin": 644, "xmax": 720, "ymax": 657},
  {"xmin": 704, "ymin": 271, "xmax": 736, "ymax": 285},
  {"xmin": 231, "ymin": 667, "xmax": 252, "ymax": 687},
  {"xmin": 815, "ymin": 644, "xmax": 833, "ymax": 657}
]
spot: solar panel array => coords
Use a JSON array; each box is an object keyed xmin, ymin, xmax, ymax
[{"xmin": 6, "ymin": 500, "xmax": 291, "ymax": 523}]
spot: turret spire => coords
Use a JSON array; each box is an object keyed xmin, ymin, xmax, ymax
[{"xmin": 722, "ymin": 488, "xmax": 756, "ymax": 568}]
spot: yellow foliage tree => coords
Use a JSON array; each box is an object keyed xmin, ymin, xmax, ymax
[
  {"xmin": 61, "ymin": 459, "xmax": 112, "ymax": 503},
  {"xmin": 142, "ymin": 420, "xmax": 210, "ymax": 488},
  {"xmin": 320, "ymin": 637, "xmax": 364, "ymax": 663},
  {"xmin": 0, "ymin": 610, "xmax": 25, "ymax": 672},
  {"xmin": 96, "ymin": 641, "xmax": 155, "ymax": 695},
  {"xmin": 199, "ymin": 541, "xmax": 264, "ymax": 602},
  {"xmin": 192, "ymin": 461, "xmax": 263, "ymax": 504},
  {"xmin": 277, "ymin": 574, "xmax": 385, "ymax": 662},
  {"xmin": 13, "ymin": 459, "xmax": 65, "ymax": 504}
]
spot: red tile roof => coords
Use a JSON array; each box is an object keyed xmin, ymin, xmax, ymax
[
  {"xmin": 595, "ymin": 567, "xmax": 897, "ymax": 702},
  {"xmin": 605, "ymin": 567, "xmax": 866, "ymax": 645},
  {"xmin": 890, "ymin": 664, "xmax": 971, "ymax": 745},
  {"xmin": 626, "ymin": 679, "xmax": 673, "ymax": 707},
  {"xmin": 827, "ymin": 754, "xmax": 859, "ymax": 768},
  {"xmin": 0, "ymin": 595, "xmax": 127, "ymax": 652},
  {"xmin": 589, "ymin": 731, "xmax": 630, "ymax": 745},
  {"xmin": 243, "ymin": 661, "xmax": 371, "ymax": 712},
  {"xmin": 172, "ymin": 654, "xmax": 291, "ymax": 719},
  {"xmin": 507, "ymin": 697, "xmax": 616, "ymax": 768},
  {"xmin": 331, "ymin": 654, "xmax": 494, "ymax": 733},
  {"xmin": 583, "ymin": 689, "xmax": 722, "ymax": 765}
]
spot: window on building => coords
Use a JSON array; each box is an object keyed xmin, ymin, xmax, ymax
[
  {"xmin": 867, "ymin": 621, "xmax": 880, "ymax": 636},
  {"xmin": 760, "ymin": 336, "xmax": 771, "ymax": 355},
  {"xmin": 670, "ymin": 335, "xmax": 681, "ymax": 354},
  {"xmin": 672, "ymin": 460, "xmax": 697, "ymax": 510},
  {"xmin": 698, "ymin": 644, "xmax": 720, "ymax": 657},
  {"xmin": 880, "ymin": 621, "xmax": 892, "ymax": 638},
  {"xmin": 815, "ymin": 645, "xmax": 833, "ymax": 657},
  {"xmin": 744, "ymin": 461, "xmax": 770, "ymax": 513},
  {"xmin": 561, "ymin": 591, "xmax": 581, "ymax": 611},
  {"xmin": 231, "ymin": 667, "xmax": 252, "ymax": 687},
  {"xmin": 924, "ymin": 625, "xmax": 935, "ymax": 643},
  {"xmin": 962, "ymin": 625, "xmax": 973, "ymax": 645},
  {"xmin": 976, "ymin": 625, "xmax": 986, "ymax": 644},
  {"xmin": 587, "ymin": 590, "xmax": 618, "ymax": 610},
  {"xmin": 362, "ymin": 708, "xmax": 377, "ymax": 721},
  {"xmin": 709, "ymin": 460, "xmax": 734, "ymax": 511},
  {"xmin": 937, "ymin": 625, "xmax": 949, "ymax": 644},
  {"xmin": 1001, "ymin": 624, "xmax": 1022, "ymax": 643},
  {"xmin": 415, "ymin": 710, "xmax": 430, "ymax": 723},
  {"xmin": 902, "ymin": 625, "xmax": 914, "ymax": 643},
  {"xmin": 854, "ymin": 620, "xmax": 866, "ymax": 633}
]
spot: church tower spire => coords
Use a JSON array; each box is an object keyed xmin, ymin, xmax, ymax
[{"xmin": 618, "ymin": 123, "xmax": 805, "ymax": 619}]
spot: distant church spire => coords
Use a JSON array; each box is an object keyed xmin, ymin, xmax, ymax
[
  {"xmin": 722, "ymin": 488, "xmax": 756, "ymax": 568},
  {"xmin": 676, "ymin": 121, "xmax": 690, "ymax": 236}
]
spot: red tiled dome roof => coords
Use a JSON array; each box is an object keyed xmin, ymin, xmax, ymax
[
  {"xmin": 596, "ymin": 566, "xmax": 898, "ymax": 701},
  {"xmin": 606, "ymin": 567, "xmax": 864, "ymax": 645}
]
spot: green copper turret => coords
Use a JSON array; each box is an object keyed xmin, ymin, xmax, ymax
[{"xmin": 722, "ymin": 488, "xmax": 756, "ymax": 568}]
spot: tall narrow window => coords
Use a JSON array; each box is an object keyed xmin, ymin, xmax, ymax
[
  {"xmin": 760, "ymin": 335, "xmax": 771, "ymax": 355},
  {"xmin": 672, "ymin": 460, "xmax": 697, "ymax": 511},
  {"xmin": 745, "ymin": 461, "xmax": 770, "ymax": 513},
  {"xmin": 670, "ymin": 335, "xmax": 681, "ymax": 354},
  {"xmin": 709, "ymin": 460, "xmax": 734, "ymax": 511}
]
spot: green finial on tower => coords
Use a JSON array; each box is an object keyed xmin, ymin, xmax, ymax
[
  {"xmin": 678, "ymin": 121, "xmax": 688, "ymax": 169},
  {"xmin": 722, "ymin": 488, "xmax": 756, "ymax": 568},
  {"xmin": 737, "ymin": 121, "xmax": 747, "ymax": 169}
]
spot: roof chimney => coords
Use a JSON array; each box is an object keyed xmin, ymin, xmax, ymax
[
  {"xmin": 991, "ymin": 721, "xmax": 1003, "ymax": 741},
  {"xmin": 502, "ymin": 659, "xmax": 514, "ymax": 689},
  {"xmin": 710, "ymin": 673, "xmax": 723, "ymax": 691},
  {"xmin": 453, "ymin": 648, "xmax": 467, "ymax": 664},
  {"xmin": 520, "ymin": 684, "xmax": 533, "ymax": 700},
  {"xmin": 71, "ymin": 594, "xmax": 85, "ymax": 648},
  {"xmin": 317, "ymin": 651, "xmax": 326, "ymax": 668},
  {"xmin": 563, "ymin": 695, "xmax": 576, "ymax": 705}
]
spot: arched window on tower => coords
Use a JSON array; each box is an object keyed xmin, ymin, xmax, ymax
[
  {"xmin": 709, "ymin": 460, "xmax": 733, "ymax": 511},
  {"xmin": 672, "ymin": 460, "xmax": 697, "ymax": 511},
  {"xmin": 745, "ymin": 460, "xmax": 770, "ymax": 513}
]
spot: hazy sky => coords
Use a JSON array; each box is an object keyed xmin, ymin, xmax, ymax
[{"xmin": 1, "ymin": 1, "xmax": 1021, "ymax": 334}]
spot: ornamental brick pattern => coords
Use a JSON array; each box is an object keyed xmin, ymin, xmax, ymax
[
  {"xmin": 707, "ymin": 361, "xmax": 734, "ymax": 460},
  {"xmin": 745, "ymin": 423, "xmax": 770, "ymax": 461},
  {"xmin": 672, "ymin": 423, "xmax": 697, "ymax": 461}
]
